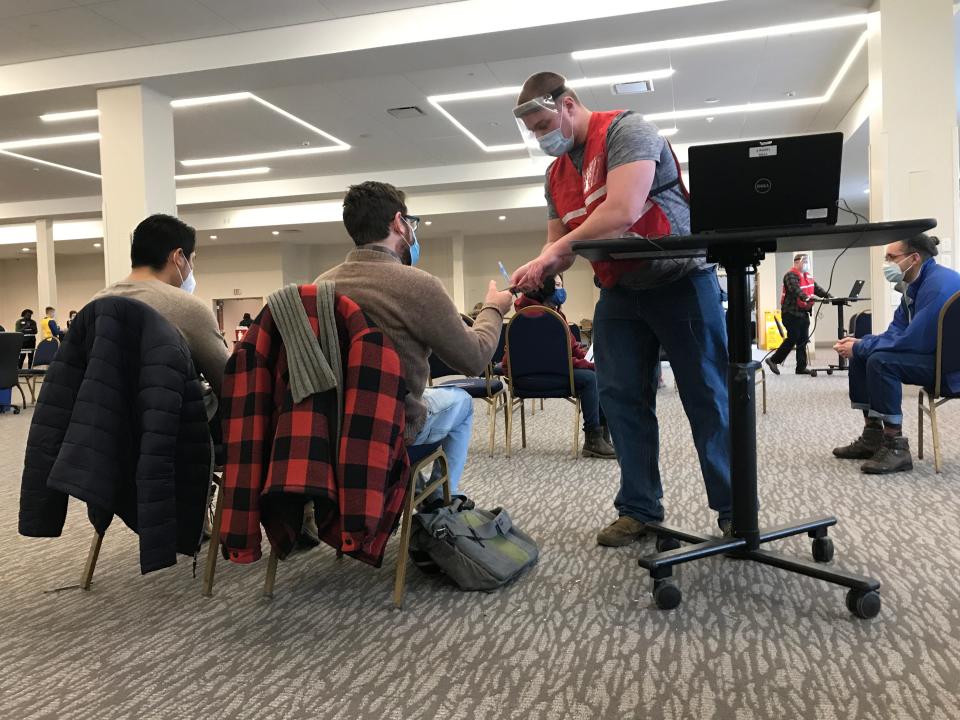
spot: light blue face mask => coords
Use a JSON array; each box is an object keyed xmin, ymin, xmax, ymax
[
  {"xmin": 537, "ymin": 110, "xmax": 575, "ymax": 157},
  {"xmin": 405, "ymin": 224, "xmax": 420, "ymax": 266}
]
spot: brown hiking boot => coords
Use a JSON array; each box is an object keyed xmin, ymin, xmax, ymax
[
  {"xmin": 833, "ymin": 426, "xmax": 883, "ymax": 460},
  {"xmin": 582, "ymin": 430, "xmax": 616, "ymax": 459},
  {"xmin": 597, "ymin": 516, "xmax": 647, "ymax": 547},
  {"xmin": 861, "ymin": 435, "xmax": 914, "ymax": 474}
]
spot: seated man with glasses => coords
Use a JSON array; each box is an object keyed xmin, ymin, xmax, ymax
[
  {"xmin": 318, "ymin": 181, "xmax": 514, "ymax": 500},
  {"xmin": 832, "ymin": 233, "xmax": 960, "ymax": 474}
]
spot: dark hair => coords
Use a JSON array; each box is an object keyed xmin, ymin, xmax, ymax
[
  {"xmin": 242, "ymin": 313, "xmax": 252, "ymax": 320},
  {"xmin": 131, "ymin": 214, "xmax": 196, "ymax": 270},
  {"xmin": 22, "ymin": 309, "xmax": 33, "ymax": 317},
  {"xmin": 45, "ymin": 306, "xmax": 55, "ymax": 314},
  {"xmin": 342, "ymin": 181, "xmax": 407, "ymax": 246},
  {"xmin": 903, "ymin": 233, "xmax": 939, "ymax": 261},
  {"xmin": 524, "ymin": 275, "xmax": 557, "ymax": 304},
  {"xmin": 517, "ymin": 71, "xmax": 581, "ymax": 107}
]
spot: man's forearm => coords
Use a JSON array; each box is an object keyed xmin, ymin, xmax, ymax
[{"xmin": 554, "ymin": 202, "xmax": 639, "ymax": 255}]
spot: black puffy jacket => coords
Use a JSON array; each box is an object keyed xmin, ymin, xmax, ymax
[{"xmin": 19, "ymin": 296, "xmax": 212, "ymax": 574}]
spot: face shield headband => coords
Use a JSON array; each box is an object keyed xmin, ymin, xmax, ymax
[{"xmin": 513, "ymin": 84, "xmax": 572, "ymax": 158}]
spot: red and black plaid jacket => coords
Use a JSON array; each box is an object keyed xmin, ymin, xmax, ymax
[{"xmin": 219, "ymin": 287, "xmax": 409, "ymax": 567}]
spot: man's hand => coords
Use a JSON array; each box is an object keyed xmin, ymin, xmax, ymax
[
  {"xmin": 511, "ymin": 241, "xmax": 575, "ymax": 292},
  {"xmin": 834, "ymin": 336, "xmax": 859, "ymax": 359},
  {"xmin": 484, "ymin": 280, "xmax": 514, "ymax": 316}
]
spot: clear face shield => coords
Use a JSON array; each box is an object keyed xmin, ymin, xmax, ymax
[{"xmin": 512, "ymin": 86, "xmax": 574, "ymax": 159}]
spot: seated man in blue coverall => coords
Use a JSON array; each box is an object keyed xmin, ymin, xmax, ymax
[{"xmin": 833, "ymin": 233, "xmax": 960, "ymax": 474}]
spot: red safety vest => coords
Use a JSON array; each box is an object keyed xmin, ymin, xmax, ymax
[
  {"xmin": 780, "ymin": 267, "xmax": 817, "ymax": 311},
  {"xmin": 548, "ymin": 110, "xmax": 689, "ymax": 289}
]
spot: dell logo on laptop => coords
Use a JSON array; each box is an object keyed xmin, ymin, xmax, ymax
[{"xmin": 754, "ymin": 178, "xmax": 772, "ymax": 194}]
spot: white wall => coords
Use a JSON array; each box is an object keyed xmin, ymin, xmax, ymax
[
  {"xmin": 0, "ymin": 257, "xmax": 40, "ymax": 330},
  {"xmin": 193, "ymin": 244, "xmax": 284, "ymax": 310},
  {"xmin": 0, "ymin": 253, "xmax": 105, "ymax": 329}
]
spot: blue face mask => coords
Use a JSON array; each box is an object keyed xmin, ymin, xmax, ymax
[
  {"xmin": 537, "ymin": 110, "xmax": 575, "ymax": 157},
  {"xmin": 405, "ymin": 224, "xmax": 420, "ymax": 266},
  {"xmin": 550, "ymin": 287, "xmax": 567, "ymax": 306}
]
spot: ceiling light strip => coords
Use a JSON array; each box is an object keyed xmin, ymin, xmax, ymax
[
  {"xmin": 428, "ymin": 68, "xmax": 675, "ymax": 153},
  {"xmin": 0, "ymin": 132, "xmax": 100, "ymax": 151},
  {"xmin": 643, "ymin": 31, "xmax": 866, "ymax": 123},
  {"xmin": 572, "ymin": 13, "xmax": 869, "ymax": 59},
  {"xmin": 0, "ymin": 149, "xmax": 102, "ymax": 179},
  {"xmin": 248, "ymin": 95, "xmax": 350, "ymax": 149},
  {"xmin": 174, "ymin": 167, "xmax": 271, "ymax": 181},
  {"xmin": 170, "ymin": 92, "xmax": 252, "ymax": 108},
  {"xmin": 40, "ymin": 109, "xmax": 100, "ymax": 123},
  {"xmin": 179, "ymin": 146, "xmax": 347, "ymax": 167}
]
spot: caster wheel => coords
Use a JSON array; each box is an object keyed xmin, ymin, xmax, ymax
[
  {"xmin": 652, "ymin": 580, "xmax": 682, "ymax": 610},
  {"xmin": 656, "ymin": 536, "xmax": 681, "ymax": 552},
  {"xmin": 846, "ymin": 589, "xmax": 881, "ymax": 619},
  {"xmin": 810, "ymin": 370, "xmax": 818, "ymax": 377},
  {"xmin": 827, "ymin": 369, "xmax": 834, "ymax": 376},
  {"xmin": 812, "ymin": 537, "xmax": 834, "ymax": 563}
]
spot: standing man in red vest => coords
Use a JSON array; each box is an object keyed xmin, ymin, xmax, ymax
[
  {"xmin": 509, "ymin": 72, "xmax": 733, "ymax": 546},
  {"xmin": 766, "ymin": 253, "xmax": 830, "ymax": 376}
]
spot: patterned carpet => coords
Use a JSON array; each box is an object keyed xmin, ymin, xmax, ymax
[{"xmin": 1, "ymin": 368, "xmax": 959, "ymax": 720}]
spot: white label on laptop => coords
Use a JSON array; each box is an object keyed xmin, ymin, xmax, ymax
[
  {"xmin": 806, "ymin": 208, "xmax": 829, "ymax": 219},
  {"xmin": 749, "ymin": 145, "xmax": 777, "ymax": 158}
]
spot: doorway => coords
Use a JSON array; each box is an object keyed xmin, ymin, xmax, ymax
[{"xmin": 215, "ymin": 297, "xmax": 264, "ymax": 343}]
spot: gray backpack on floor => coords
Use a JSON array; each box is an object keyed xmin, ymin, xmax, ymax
[{"xmin": 409, "ymin": 500, "xmax": 538, "ymax": 591}]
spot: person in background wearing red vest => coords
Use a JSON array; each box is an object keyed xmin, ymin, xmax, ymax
[
  {"xmin": 509, "ymin": 71, "xmax": 733, "ymax": 547},
  {"xmin": 766, "ymin": 253, "xmax": 830, "ymax": 376}
]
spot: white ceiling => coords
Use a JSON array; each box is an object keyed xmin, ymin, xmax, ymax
[
  {"xmin": 0, "ymin": 0, "xmax": 463, "ymax": 66},
  {"xmin": 0, "ymin": 0, "xmax": 875, "ymax": 207}
]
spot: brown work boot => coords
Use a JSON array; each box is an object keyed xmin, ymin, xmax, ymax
[
  {"xmin": 597, "ymin": 516, "xmax": 647, "ymax": 547},
  {"xmin": 861, "ymin": 435, "xmax": 914, "ymax": 474},
  {"xmin": 833, "ymin": 426, "xmax": 883, "ymax": 460},
  {"xmin": 582, "ymin": 430, "xmax": 616, "ymax": 459}
]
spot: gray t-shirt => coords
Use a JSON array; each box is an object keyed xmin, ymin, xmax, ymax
[{"xmin": 545, "ymin": 111, "xmax": 706, "ymax": 289}]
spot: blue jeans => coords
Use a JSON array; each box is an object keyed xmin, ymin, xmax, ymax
[
  {"xmin": 573, "ymin": 368, "xmax": 603, "ymax": 432},
  {"xmin": 848, "ymin": 351, "xmax": 936, "ymax": 425},
  {"xmin": 594, "ymin": 269, "xmax": 733, "ymax": 523},
  {"xmin": 412, "ymin": 387, "xmax": 473, "ymax": 494}
]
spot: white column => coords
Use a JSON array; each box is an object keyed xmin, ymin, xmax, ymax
[
  {"xmin": 866, "ymin": 0, "xmax": 959, "ymax": 330},
  {"xmin": 451, "ymin": 232, "xmax": 466, "ymax": 312},
  {"xmin": 35, "ymin": 219, "xmax": 57, "ymax": 311},
  {"xmin": 97, "ymin": 85, "xmax": 177, "ymax": 285},
  {"xmin": 755, "ymin": 256, "xmax": 778, "ymax": 349}
]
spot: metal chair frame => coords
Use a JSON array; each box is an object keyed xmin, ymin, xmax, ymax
[{"xmin": 918, "ymin": 290, "xmax": 960, "ymax": 473}]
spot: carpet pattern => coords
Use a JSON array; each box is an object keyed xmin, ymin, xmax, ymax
[{"xmin": 1, "ymin": 370, "xmax": 959, "ymax": 719}]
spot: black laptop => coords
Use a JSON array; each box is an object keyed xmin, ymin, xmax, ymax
[{"xmin": 688, "ymin": 132, "xmax": 843, "ymax": 233}]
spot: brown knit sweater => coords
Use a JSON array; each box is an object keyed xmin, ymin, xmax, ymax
[{"xmin": 318, "ymin": 246, "xmax": 503, "ymax": 440}]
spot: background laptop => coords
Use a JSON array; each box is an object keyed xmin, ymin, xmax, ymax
[
  {"xmin": 688, "ymin": 132, "xmax": 843, "ymax": 233},
  {"xmin": 847, "ymin": 279, "xmax": 865, "ymax": 299}
]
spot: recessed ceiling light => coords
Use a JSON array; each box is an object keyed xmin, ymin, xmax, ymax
[
  {"xmin": 658, "ymin": 127, "xmax": 679, "ymax": 137},
  {"xmin": 704, "ymin": 98, "xmax": 720, "ymax": 104},
  {"xmin": 174, "ymin": 167, "xmax": 270, "ymax": 181},
  {"xmin": 21, "ymin": 247, "xmax": 30, "ymax": 252},
  {"xmin": 498, "ymin": 215, "xmax": 507, "ymax": 221},
  {"xmin": 427, "ymin": 69, "xmax": 675, "ymax": 153},
  {"xmin": 571, "ymin": 13, "xmax": 870, "ymax": 59},
  {"xmin": 271, "ymin": 230, "xmax": 280, "ymax": 236},
  {"xmin": 785, "ymin": 91, "xmax": 797, "ymax": 97},
  {"xmin": 40, "ymin": 109, "xmax": 100, "ymax": 123},
  {"xmin": 424, "ymin": 220, "xmax": 433, "ymax": 226},
  {"xmin": 863, "ymin": 188, "xmax": 870, "ymax": 194},
  {"xmin": 209, "ymin": 235, "xmax": 218, "ymax": 239},
  {"xmin": 0, "ymin": 132, "xmax": 100, "ymax": 151},
  {"xmin": 93, "ymin": 242, "xmax": 102, "ymax": 248},
  {"xmin": 706, "ymin": 116, "xmax": 716, "ymax": 123}
]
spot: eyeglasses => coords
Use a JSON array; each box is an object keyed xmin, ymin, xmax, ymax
[
  {"xmin": 884, "ymin": 251, "xmax": 915, "ymax": 262},
  {"xmin": 402, "ymin": 214, "xmax": 420, "ymax": 232}
]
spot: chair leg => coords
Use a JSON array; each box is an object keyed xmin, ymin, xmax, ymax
[
  {"xmin": 14, "ymin": 383, "xmax": 26, "ymax": 410},
  {"xmin": 263, "ymin": 549, "xmax": 278, "ymax": 598},
  {"xmin": 80, "ymin": 531, "xmax": 103, "ymax": 591},
  {"xmin": 202, "ymin": 482, "xmax": 224, "ymax": 598},
  {"xmin": 573, "ymin": 398, "xmax": 581, "ymax": 459},
  {"xmin": 918, "ymin": 390, "xmax": 925, "ymax": 460},
  {"xmin": 488, "ymin": 398, "xmax": 496, "ymax": 456},
  {"xmin": 505, "ymin": 398, "xmax": 512, "ymax": 458},
  {"xmin": 393, "ymin": 477, "xmax": 419, "ymax": 609},
  {"xmin": 761, "ymin": 370, "xmax": 767, "ymax": 415},
  {"xmin": 520, "ymin": 401, "xmax": 527, "ymax": 449},
  {"xmin": 930, "ymin": 400, "xmax": 942, "ymax": 474}
]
